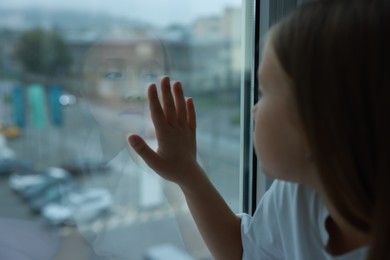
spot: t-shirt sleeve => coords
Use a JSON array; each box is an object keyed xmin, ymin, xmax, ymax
[
  {"xmin": 240, "ymin": 213, "xmax": 264, "ymax": 260},
  {"xmin": 239, "ymin": 181, "xmax": 284, "ymax": 260}
]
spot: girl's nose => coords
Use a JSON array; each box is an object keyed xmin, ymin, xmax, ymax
[
  {"xmin": 252, "ymin": 103, "xmax": 258, "ymax": 114},
  {"xmin": 123, "ymin": 89, "xmax": 142, "ymax": 102}
]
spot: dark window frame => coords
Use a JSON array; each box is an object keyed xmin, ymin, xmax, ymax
[{"xmin": 242, "ymin": 0, "xmax": 314, "ymax": 214}]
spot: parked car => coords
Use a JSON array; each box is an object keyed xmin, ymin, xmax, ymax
[
  {"xmin": 9, "ymin": 167, "xmax": 71, "ymax": 199},
  {"xmin": 0, "ymin": 123, "xmax": 21, "ymax": 139},
  {"xmin": 0, "ymin": 134, "xmax": 15, "ymax": 161},
  {"xmin": 42, "ymin": 187, "xmax": 112, "ymax": 225},
  {"xmin": 9, "ymin": 170, "xmax": 47, "ymax": 192},
  {"xmin": 28, "ymin": 180, "xmax": 77, "ymax": 213},
  {"xmin": 0, "ymin": 159, "xmax": 33, "ymax": 177},
  {"xmin": 60, "ymin": 158, "xmax": 109, "ymax": 176}
]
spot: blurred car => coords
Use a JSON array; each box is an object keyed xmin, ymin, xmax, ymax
[
  {"xmin": 0, "ymin": 159, "xmax": 33, "ymax": 177},
  {"xmin": 60, "ymin": 158, "xmax": 109, "ymax": 176},
  {"xmin": 0, "ymin": 134, "xmax": 15, "ymax": 160},
  {"xmin": 9, "ymin": 167, "xmax": 71, "ymax": 200},
  {"xmin": 9, "ymin": 170, "xmax": 47, "ymax": 192},
  {"xmin": 42, "ymin": 188, "xmax": 112, "ymax": 225},
  {"xmin": 29, "ymin": 180, "xmax": 77, "ymax": 213},
  {"xmin": 0, "ymin": 123, "xmax": 21, "ymax": 139}
]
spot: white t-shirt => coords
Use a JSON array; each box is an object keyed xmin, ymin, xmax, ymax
[{"xmin": 240, "ymin": 180, "xmax": 368, "ymax": 260}]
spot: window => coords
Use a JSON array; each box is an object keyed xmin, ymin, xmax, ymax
[
  {"xmin": 0, "ymin": 0, "xmax": 257, "ymax": 259},
  {"xmin": 255, "ymin": 0, "xmax": 316, "ymax": 201}
]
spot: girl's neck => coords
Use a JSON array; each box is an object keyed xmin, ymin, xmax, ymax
[
  {"xmin": 322, "ymin": 198, "xmax": 370, "ymax": 255},
  {"xmin": 307, "ymin": 173, "xmax": 370, "ymax": 255}
]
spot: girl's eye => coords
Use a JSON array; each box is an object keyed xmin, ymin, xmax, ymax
[
  {"xmin": 141, "ymin": 73, "xmax": 158, "ymax": 83},
  {"xmin": 104, "ymin": 71, "xmax": 123, "ymax": 80}
]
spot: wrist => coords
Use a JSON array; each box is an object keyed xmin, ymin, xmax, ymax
[{"xmin": 178, "ymin": 163, "xmax": 210, "ymax": 196}]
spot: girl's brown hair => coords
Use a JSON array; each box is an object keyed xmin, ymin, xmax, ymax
[{"xmin": 271, "ymin": 0, "xmax": 389, "ymax": 259}]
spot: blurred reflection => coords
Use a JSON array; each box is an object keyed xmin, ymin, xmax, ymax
[
  {"xmin": 82, "ymin": 30, "xmax": 168, "ymax": 159},
  {"xmin": 76, "ymin": 30, "xmax": 190, "ymax": 259},
  {"xmin": 1, "ymin": 2, "xmax": 241, "ymax": 259}
]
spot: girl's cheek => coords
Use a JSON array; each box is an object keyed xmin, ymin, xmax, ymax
[
  {"xmin": 252, "ymin": 102, "xmax": 259, "ymax": 114},
  {"xmin": 253, "ymin": 107, "xmax": 268, "ymax": 160}
]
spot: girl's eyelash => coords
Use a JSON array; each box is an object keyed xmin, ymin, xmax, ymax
[
  {"xmin": 141, "ymin": 73, "xmax": 159, "ymax": 82},
  {"xmin": 104, "ymin": 71, "xmax": 123, "ymax": 80}
]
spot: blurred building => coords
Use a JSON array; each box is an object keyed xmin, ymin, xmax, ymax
[
  {"xmin": 1, "ymin": 6, "xmax": 242, "ymax": 97},
  {"xmin": 0, "ymin": 30, "xmax": 23, "ymax": 78},
  {"xmin": 189, "ymin": 6, "xmax": 241, "ymax": 95}
]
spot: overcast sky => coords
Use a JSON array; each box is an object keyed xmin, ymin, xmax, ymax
[{"xmin": 0, "ymin": 0, "xmax": 241, "ymax": 26}]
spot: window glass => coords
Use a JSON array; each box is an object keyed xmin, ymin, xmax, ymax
[{"xmin": 0, "ymin": 0, "xmax": 243, "ymax": 259}]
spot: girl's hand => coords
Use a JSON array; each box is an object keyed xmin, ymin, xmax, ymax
[
  {"xmin": 128, "ymin": 76, "xmax": 199, "ymax": 185},
  {"xmin": 130, "ymin": 77, "xmax": 243, "ymax": 259}
]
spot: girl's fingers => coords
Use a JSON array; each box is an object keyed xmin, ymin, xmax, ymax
[
  {"xmin": 150, "ymin": 77, "xmax": 194, "ymax": 130},
  {"xmin": 160, "ymin": 76, "xmax": 177, "ymax": 125},
  {"xmin": 186, "ymin": 98, "xmax": 196, "ymax": 131},
  {"xmin": 148, "ymin": 84, "xmax": 166, "ymax": 128},
  {"xmin": 172, "ymin": 81, "xmax": 187, "ymax": 126},
  {"xmin": 128, "ymin": 134, "xmax": 162, "ymax": 171}
]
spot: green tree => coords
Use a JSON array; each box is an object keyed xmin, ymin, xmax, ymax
[{"xmin": 15, "ymin": 28, "xmax": 72, "ymax": 76}]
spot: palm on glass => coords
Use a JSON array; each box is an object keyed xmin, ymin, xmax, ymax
[{"xmin": 128, "ymin": 76, "xmax": 199, "ymax": 185}]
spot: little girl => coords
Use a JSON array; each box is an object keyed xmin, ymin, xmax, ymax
[{"xmin": 128, "ymin": 0, "xmax": 389, "ymax": 259}]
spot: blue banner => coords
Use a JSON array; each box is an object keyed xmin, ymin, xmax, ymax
[
  {"xmin": 48, "ymin": 84, "xmax": 63, "ymax": 127},
  {"xmin": 11, "ymin": 86, "xmax": 25, "ymax": 128},
  {"xmin": 27, "ymin": 84, "xmax": 46, "ymax": 129}
]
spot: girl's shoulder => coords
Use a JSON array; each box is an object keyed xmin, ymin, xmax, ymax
[
  {"xmin": 248, "ymin": 180, "xmax": 368, "ymax": 260},
  {"xmin": 241, "ymin": 180, "xmax": 328, "ymax": 259},
  {"xmin": 265, "ymin": 179, "xmax": 322, "ymax": 212}
]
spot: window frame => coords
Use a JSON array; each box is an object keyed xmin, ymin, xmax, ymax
[
  {"xmin": 243, "ymin": 0, "xmax": 314, "ymax": 213},
  {"xmin": 239, "ymin": 0, "xmax": 260, "ymax": 215}
]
